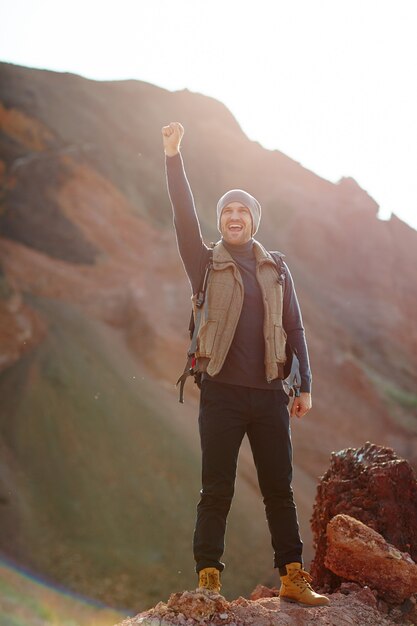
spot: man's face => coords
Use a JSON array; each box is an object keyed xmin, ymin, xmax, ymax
[{"xmin": 220, "ymin": 202, "xmax": 253, "ymax": 245}]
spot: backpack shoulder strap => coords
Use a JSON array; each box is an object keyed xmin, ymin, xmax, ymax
[
  {"xmin": 188, "ymin": 248, "xmax": 213, "ymax": 337},
  {"xmin": 178, "ymin": 248, "xmax": 214, "ymax": 403},
  {"xmin": 270, "ymin": 251, "xmax": 286, "ymax": 285},
  {"xmin": 269, "ymin": 250, "xmax": 300, "ymax": 391}
]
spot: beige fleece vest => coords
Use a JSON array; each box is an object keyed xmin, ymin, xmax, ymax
[{"xmin": 193, "ymin": 240, "xmax": 287, "ymax": 382}]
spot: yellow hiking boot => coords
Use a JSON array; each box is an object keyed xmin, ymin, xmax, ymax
[
  {"xmin": 279, "ymin": 562, "xmax": 330, "ymax": 607},
  {"xmin": 198, "ymin": 567, "xmax": 221, "ymax": 594}
]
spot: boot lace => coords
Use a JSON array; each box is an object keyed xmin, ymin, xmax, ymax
[{"xmin": 290, "ymin": 568, "xmax": 313, "ymax": 590}]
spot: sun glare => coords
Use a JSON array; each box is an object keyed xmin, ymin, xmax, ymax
[{"xmin": 1, "ymin": 0, "xmax": 416, "ymax": 229}]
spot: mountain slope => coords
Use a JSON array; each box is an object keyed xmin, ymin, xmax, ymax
[
  {"xmin": 0, "ymin": 296, "xmax": 281, "ymax": 607},
  {"xmin": 0, "ymin": 61, "xmax": 416, "ymax": 609}
]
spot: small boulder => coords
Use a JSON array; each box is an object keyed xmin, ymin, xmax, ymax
[
  {"xmin": 310, "ymin": 442, "xmax": 417, "ymax": 592},
  {"xmin": 166, "ymin": 589, "xmax": 229, "ymax": 620},
  {"xmin": 325, "ymin": 514, "xmax": 417, "ymax": 603},
  {"xmin": 249, "ymin": 584, "xmax": 279, "ymax": 600}
]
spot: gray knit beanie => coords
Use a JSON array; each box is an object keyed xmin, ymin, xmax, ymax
[{"xmin": 216, "ymin": 189, "xmax": 261, "ymax": 235}]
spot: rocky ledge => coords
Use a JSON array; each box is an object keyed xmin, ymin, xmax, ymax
[
  {"xmin": 115, "ymin": 584, "xmax": 415, "ymax": 626},
  {"xmin": 115, "ymin": 443, "xmax": 417, "ymax": 626},
  {"xmin": 311, "ymin": 441, "xmax": 417, "ymax": 592}
]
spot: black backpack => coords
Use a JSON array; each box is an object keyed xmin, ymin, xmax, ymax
[{"xmin": 176, "ymin": 249, "xmax": 300, "ymax": 402}]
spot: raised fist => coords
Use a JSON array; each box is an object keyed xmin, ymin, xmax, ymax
[{"xmin": 161, "ymin": 122, "xmax": 184, "ymax": 156}]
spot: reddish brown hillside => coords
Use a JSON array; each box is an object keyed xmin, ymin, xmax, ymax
[{"xmin": 0, "ymin": 61, "xmax": 416, "ymax": 606}]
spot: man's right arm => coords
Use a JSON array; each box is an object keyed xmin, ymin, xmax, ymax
[{"xmin": 162, "ymin": 122, "xmax": 209, "ymax": 293}]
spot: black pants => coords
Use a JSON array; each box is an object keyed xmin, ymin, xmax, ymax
[{"xmin": 193, "ymin": 379, "xmax": 303, "ymax": 573}]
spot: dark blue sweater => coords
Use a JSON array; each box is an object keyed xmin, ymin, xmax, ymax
[{"xmin": 166, "ymin": 152, "xmax": 312, "ymax": 393}]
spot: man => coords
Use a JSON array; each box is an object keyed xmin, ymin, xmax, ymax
[{"xmin": 162, "ymin": 121, "xmax": 329, "ymax": 607}]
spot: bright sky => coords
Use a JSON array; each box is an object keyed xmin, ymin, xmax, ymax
[{"xmin": 1, "ymin": 0, "xmax": 417, "ymax": 230}]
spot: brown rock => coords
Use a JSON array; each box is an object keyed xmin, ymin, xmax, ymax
[
  {"xmin": 311, "ymin": 442, "xmax": 417, "ymax": 592},
  {"xmin": 249, "ymin": 584, "xmax": 279, "ymax": 600},
  {"xmin": 120, "ymin": 589, "xmax": 239, "ymax": 625},
  {"xmin": 116, "ymin": 587, "xmax": 402, "ymax": 626},
  {"xmin": 166, "ymin": 589, "xmax": 230, "ymax": 621},
  {"xmin": 325, "ymin": 514, "xmax": 417, "ymax": 603}
]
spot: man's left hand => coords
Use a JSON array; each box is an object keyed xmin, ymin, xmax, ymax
[{"xmin": 290, "ymin": 392, "xmax": 312, "ymax": 419}]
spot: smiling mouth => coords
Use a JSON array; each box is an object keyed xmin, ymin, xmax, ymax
[{"xmin": 227, "ymin": 224, "xmax": 243, "ymax": 231}]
